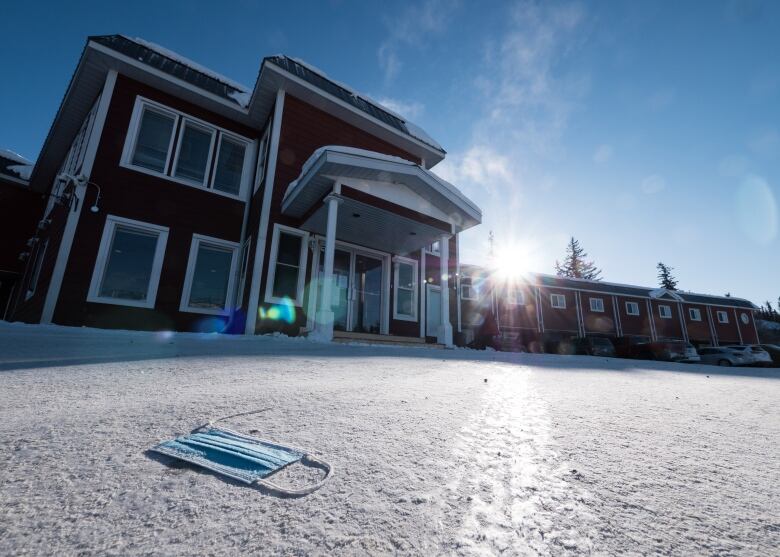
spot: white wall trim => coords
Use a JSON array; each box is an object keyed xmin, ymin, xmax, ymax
[
  {"xmin": 179, "ymin": 233, "xmax": 240, "ymax": 315},
  {"xmin": 41, "ymin": 70, "xmax": 117, "ymax": 324},
  {"xmin": 245, "ymin": 89, "xmax": 285, "ymax": 334},
  {"xmin": 86, "ymin": 214, "xmax": 169, "ymax": 309},
  {"xmin": 646, "ymin": 299, "xmax": 657, "ymax": 341}
]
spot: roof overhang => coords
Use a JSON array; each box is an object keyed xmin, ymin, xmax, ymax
[
  {"xmin": 282, "ymin": 148, "xmax": 481, "ymax": 236},
  {"xmin": 249, "ymin": 61, "xmax": 446, "ymax": 168}
]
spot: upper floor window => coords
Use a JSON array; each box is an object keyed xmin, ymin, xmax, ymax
[
  {"xmin": 427, "ymin": 241, "xmax": 441, "ymax": 255},
  {"xmin": 658, "ymin": 305, "xmax": 672, "ymax": 319},
  {"xmin": 550, "ymin": 293, "xmax": 566, "ymax": 309},
  {"xmin": 122, "ymin": 97, "xmax": 252, "ymax": 199},
  {"xmin": 461, "ymin": 275, "xmax": 477, "ymax": 301},
  {"xmin": 625, "ymin": 301, "xmax": 640, "ymax": 316},
  {"xmin": 589, "ymin": 297, "xmax": 604, "ymax": 312},
  {"xmin": 716, "ymin": 310, "xmax": 729, "ymax": 324},
  {"xmin": 507, "ymin": 287, "xmax": 525, "ymax": 306},
  {"xmin": 688, "ymin": 308, "xmax": 702, "ymax": 321}
]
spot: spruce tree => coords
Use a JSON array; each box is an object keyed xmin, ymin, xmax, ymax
[
  {"xmin": 656, "ymin": 262, "xmax": 678, "ymax": 290},
  {"xmin": 554, "ymin": 237, "xmax": 602, "ymax": 280}
]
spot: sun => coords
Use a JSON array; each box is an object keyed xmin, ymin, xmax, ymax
[{"xmin": 493, "ymin": 244, "xmax": 532, "ymax": 280}]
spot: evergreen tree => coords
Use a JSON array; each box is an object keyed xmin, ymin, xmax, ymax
[
  {"xmin": 554, "ymin": 237, "xmax": 602, "ymax": 280},
  {"xmin": 656, "ymin": 262, "xmax": 678, "ymax": 290}
]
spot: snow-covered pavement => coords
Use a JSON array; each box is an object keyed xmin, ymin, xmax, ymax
[{"xmin": 1, "ymin": 322, "xmax": 778, "ymax": 555}]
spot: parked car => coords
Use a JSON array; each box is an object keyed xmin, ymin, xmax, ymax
[
  {"xmin": 629, "ymin": 340, "xmax": 700, "ymax": 363},
  {"xmin": 758, "ymin": 344, "xmax": 780, "ymax": 367},
  {"xmin": 612, "ymin": 336, "xmax": 651, "ymax": 359},
  {"xmin": 698, "ymin": 347, "xmax": 749, "ymax": 367},
  {"xmin": 724, "ymin": 345, "xmax": 773, "ymax": 367},
  {"xmin": 570, "ymin": 336, "xmax": 616, "ymax": 357}
]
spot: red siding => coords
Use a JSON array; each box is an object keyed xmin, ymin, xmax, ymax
[
  {"xmin": 681, "ymin": 304, "xmax": 712, "ymax": 344},
  {"xmin": 496, "ymin": 284, "xmax": 538, "ymax": 331},
  {"xmin": 51, "ymin": 75, "xmax": 256, "ymax": 332},
  {"xmin": 650, "ymin": 300, "xmax": 684, "ymax": 340},
  {"xmin": 581, "ymin": 293, "xmax": 617, "ymax": 335},
  {"xmin": 539, "ymin": 287, "xmax": 579, "ymax": 334}
]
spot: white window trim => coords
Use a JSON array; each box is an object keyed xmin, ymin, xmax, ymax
[
  {"xmin": 551, "ymin": 293, "xmax": 566, "ymax": 309},
  {"xmin": 625, "ymin": 301, "xmax": 640, "ymax": 316},
  {"xmin": 507, "ymin": 287, "xmax": 525, "ymax": 306},
  {"xmin": 179, "ymin": 234, "xmax": 240, "ymax": 316},
  {"xmin": 264, "ymin": 224, "xmax": 309, "ymax": 307},
  {"xmin": 393, "ymin": 256, "xmax": 418, "ymax": 321},
  {"xmin": 87, "ymin": 215, "xmax": 169, "ymax": 309},
  {"xmin": 689, "ymin": 308, "xmax": 702, "ymax": 321},
  {"xmin": 171, "ymin": 118, "xmax": 217, "ymax": 188},
  {"xmin": 253, "ymin": 123, "xmax": 271, "ymax": 194},
  {"xmin": 589, "ymin": 297, "xmax": 604, "ymax": 312},
  {"xmin": 235, "ymin": 236, "xmax": 252, "ymax": 308},
  {"xmin": 120, "ymin": 96, "xmax": 253, "ymax": 201},
  {"xmin": 658, "ymin": 304, "xmax": 672, "ymax": 319},
  {"xmin": 460, "ymin": 275, "xmax": 477, "ymax": 301},
  {"xmin": 716, "ymin": 310, "xmax": 729, "ymax": 324}
]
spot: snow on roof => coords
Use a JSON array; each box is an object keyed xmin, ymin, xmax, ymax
[
  {"xmin": 8, "ymin": 164, "xmax": 32, "ymax": 180},
  {"xmin": 125, "ymin": 36, "xmax": 252, "ymax": 106},
  {"xmin": 0, "ymin": 149, "xmax": 31, "ymax": 165}
]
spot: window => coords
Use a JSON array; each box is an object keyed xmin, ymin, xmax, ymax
[
  {"xmin": 235, "ymin": 237, "xmax": 252, "ymax": 308},
  {"xmin": 393, "ymin": 257, "xmax": 418, "ymax": 321},
  {"xmin": 625, "ymin": 301, "xmax": 640, "ymax": 316},
  {"xmin": 716, "ymin": 310, "xmax": 729, "ymax": 324},
  {"xmin": 265, "ymin": 225, "xmax": 308, "ymax": 306},
  {"xmin": 688, "ymin": 308, "xmax": 702, "ymax": 321},
  {"xmin": 26, "ymin": 240, "xmax": 48, "ymax": 299},
  {"xmin": 180, "ymin": 235, "xmax": 239, "ymax": 315},
  {"xmin": 122, "ymin": 97, "xmax": 252, "ymax": 199},
  {"xmin": 659, "ymin": 305, "xmax": 672, "ymax": 319},
  {"xmin": 507, "ymin": 287, "xmax": 525, "ymax": 305},
  {"xmin": 173, "ymin": 120, "xmax": 215, "ymax": 185},
  {"xmin": 550, "ymin": 293, "xmax": 566, "ymax": 309},
  {"xmin": 428, "ymin": 241, "xmax": 441, "ymax": 255},
  {"xmin": 590, "ymin": 297, "xmax": 604, "ymax": 312},
  {"xmin": 461, "ymin": 275, "xmax": 477, "ymax": 301},
  {"xmin": 87, "ymin": 216, "xmax": 169, "ymax": 308},
  {"xmin": 254, "ymin": 123, "xmax": 271, "ymax": 194}
]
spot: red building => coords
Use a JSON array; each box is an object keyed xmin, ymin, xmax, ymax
[
  {"xmin": 457, "ymin": 270, "xmax": 761, "ymax": 349},
  {"xmin": 5, "ymin": 36, "xmax": 481, "ymax": 346}
]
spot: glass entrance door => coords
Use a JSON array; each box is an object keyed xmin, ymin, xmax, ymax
[
  {"xmin": 351, "ymin": 253, "xmax": 383, "ymax": 334},
  {"xmin": 316, "ymin": 246, "xmax": 385, "ymax": 334}
]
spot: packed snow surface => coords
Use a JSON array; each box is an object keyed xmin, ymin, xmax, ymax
[{"xmin": 1, "ymin": 322, "xmax": 778, "ymax": 555}]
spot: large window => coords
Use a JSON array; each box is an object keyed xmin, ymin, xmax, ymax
[
  {"xmin": 625, "ymin": 301, "xmax": 640, "ymax": 316},
  {"xmin": 122, "ymin": 97, "xmax": 251, "ymax": 199},
  {"xmin": 658, "ymin": 305, "xmax": 672, "ymax": 319},
  {"xmin": 589, "ymin": 297, "xmax": 604, "ymax": 312},
  {"xmin": 265, "ymin": 225, "xmax": 308, "ymax": 306},
  {"xmin": 180, "ymin": 235, "xmax": 239, "ymax": 315},
  {"xmin": 550, "ymin": 293, "xmax": 566, "ymax": 309},
  {"xmin": 688, "ymin": 308, "xmax": 702, "ymax": 321},
  {"xmin": 87, "ymin": 216, "xmax": 169, "ymax": 308},
  {"xmin": 393, "ymin": 256, "xmax": 418, "ymax": 321}
]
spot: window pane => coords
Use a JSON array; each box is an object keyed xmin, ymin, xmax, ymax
[
  {"xmin": 188, "ymin": 244, "xmax": 233, "ymax": 310},
  {"xmin": 174, "ymin": 122, "xmax": 213, "ymax": 183},
  {"xmin": 272, "ymin": 264, "xmax": 299, "ymax": 299},
  {"xmin": 397, "ymin": 263, "xmax": 414, "ymax": 288},
  {"xmin": 98, "ymin": 226, "xmax": 158, "ymax": 301},
  {"xmin": 132, "ymin": 108, "xmax": 175, "ymax": 172},
  {"xmin": 397, "ymin": 289, "xmax": 413, "ymax": 315},
  {"xmin": 276, "ymin": 233, "xmax": 302, "ymax": 266},
  {"xmin": 213, "ymin": 137, "xmax": 246, "ymax": 195}
]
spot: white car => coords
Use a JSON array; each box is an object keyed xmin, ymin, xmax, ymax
[
  {"xmin": 697, "ymin": 347, "xmax": 749, "ymax": 367},
  {"xmin": 725, "ymin": 345, "xmax": 773, "ymax": 367}
]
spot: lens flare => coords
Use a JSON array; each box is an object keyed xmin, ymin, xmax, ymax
[
  {"xmin": 735, "ymin": 175, "xmax": 777, "ymax": 245},
  {"xmin": 194, "ymin": 317, "xmax": 227, "ymax": 334},
  {"xmin": 258, "ymin": 298, "xmax": 297, "ymax": 324}
]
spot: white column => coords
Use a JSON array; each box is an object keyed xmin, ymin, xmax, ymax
[
  {"xmin": 438, "ymin": 234, "xmax": 453, "ymax": 347},
  {"xmin": 314, "ymin": 194, "xmax": 342, "ymax": 341}
]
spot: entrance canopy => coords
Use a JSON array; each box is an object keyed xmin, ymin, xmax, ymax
[{"xmin": 282, "ymin": 146, "xmax": 481, "ymax": 254}]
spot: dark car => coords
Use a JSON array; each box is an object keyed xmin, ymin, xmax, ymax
[
  {"xmin": 613, "ymin": 336, "xmax": 651, "ymax": 359},
  {"xmin": 571, "ymin": 336, "xmax": 616, "ymax": 357},
  {"xmin": 628, "ymin": 340, "xmax": 700, "ymax": 363},
  {"xmin": 758, "ymin": 344, "xmax": 780, "ymax": 367}
]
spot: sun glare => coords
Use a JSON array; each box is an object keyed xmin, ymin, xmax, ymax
[{"xmin": 494, "ymin": 245, "xmax": 532, "ymax": 280}]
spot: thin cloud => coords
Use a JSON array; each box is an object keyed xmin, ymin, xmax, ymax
[
  {"xmin": 377, "ymin": 0, "xmax": 459, "ymax": 82},
  {"xmin": 593, "ymin": 144, "xmax": 613, "ymax": 164},
  {"xmin": 641, "ymin": 174, "xmax": 666, "ymax": 195}
]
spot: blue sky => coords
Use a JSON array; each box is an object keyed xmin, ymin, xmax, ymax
[{"xmin": 2, "ymin": 0, "xmax": 778, "ymax": 305}]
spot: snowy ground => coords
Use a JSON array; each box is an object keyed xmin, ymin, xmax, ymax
[{"xmin": 1, "ymin": 322, "xmax": 778, "ymax": 556}]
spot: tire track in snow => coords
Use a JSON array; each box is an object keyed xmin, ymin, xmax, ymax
[{"xmin": 436, "ymin": 365, "xmax": 599, "ymax": 555}]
